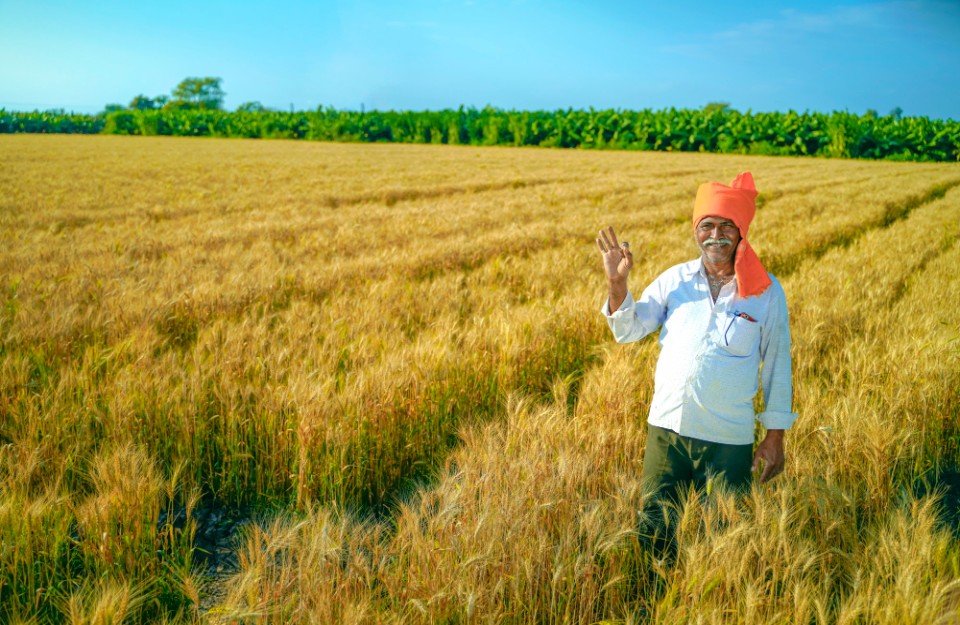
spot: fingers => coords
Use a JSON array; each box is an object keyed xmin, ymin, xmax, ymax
[
  {"xmin": 760, "ymin": 461, "xmax": 776, "ymax": 483},
  {"xmin": 761, "ymin": 463, "xmax": 783, "ymax": 483},
  {"xmin": 607, "ymin": 226, "xmax": 620, "ymax": 250},
  {"xmin": 598, "ymin": 227, "xmax": 627, "ymax": 256},
  {"xmin": 600, "ymin": 226, "xmax": 621, "ymax": 251},
  {"xmin": 599, "ymin": 227, "xmax": 614, "ymax": 252},
  {"xmin": 753, "ymin": 452, "xmax": 784, "ymax": 483}
]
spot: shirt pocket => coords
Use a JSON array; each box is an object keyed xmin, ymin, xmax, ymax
[{"xmin": 718, "ymin": 312, "xmax": 761, "ymax": 357}]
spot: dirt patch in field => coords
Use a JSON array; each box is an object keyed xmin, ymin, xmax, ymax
[{"xmin": 160, "ymin": 500, "xmax": 254, "ymax": 613}]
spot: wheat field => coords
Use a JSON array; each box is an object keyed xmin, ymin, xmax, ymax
[{"xmin": 2, "ymin": 134, "xmax": 960, "ymax": 624}]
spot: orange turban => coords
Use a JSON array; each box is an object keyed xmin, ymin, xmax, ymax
[{"xmin": 692, "ymin": 171, "xmax": 772, "ymax": 298}]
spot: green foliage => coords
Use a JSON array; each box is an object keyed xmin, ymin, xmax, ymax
[
  {"xmin": 128, "ymin": 95, "xmax": 159, "ymax": 111},
  {"xmin": 170, "ymin": 76, "xmax": 225, "ymax": 110},
  {"xmin": 237, "ymin": 100, "xmax": 269, "ymax": 113},
  {"xmin": 2, "ymin": 105, "xmax": 958, "ymax": 162},
  {"xmin": 161, "ymin": 99, "xmax": 200, "ymax": 111},
  {"xmin": 0, "ymin": 109, "xmax": 105, "ymax": 134},
  {"xmin": 103, "ymin": 110, "xmax": 139, "ymax": 135},
  {"xmin": 702, "ymin": 101, "xmax": 732, "ymax": 114}
]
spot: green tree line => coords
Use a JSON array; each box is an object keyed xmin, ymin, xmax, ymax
[{"xmin": 3, "ymin": 105, "xmax": 958, "ymax": 162}]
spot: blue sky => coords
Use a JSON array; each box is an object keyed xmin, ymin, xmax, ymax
[{"xmin": 2, "ymin": 0, "xmax": 958, "ymax": 119}]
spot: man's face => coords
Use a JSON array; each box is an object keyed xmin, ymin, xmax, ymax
[{"xmin": 695, "ymin": 215, "xmax": 741, "ymax": 265}]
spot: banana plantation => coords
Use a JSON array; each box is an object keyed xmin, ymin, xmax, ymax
[{"xmin": 2, "ymin": 106, "xmax": 957, "ymax": 161}]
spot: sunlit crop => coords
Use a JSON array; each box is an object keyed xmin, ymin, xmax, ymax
[{"xmin": 2, "ymin": 135, "xmax": 959, "ymax": 623}]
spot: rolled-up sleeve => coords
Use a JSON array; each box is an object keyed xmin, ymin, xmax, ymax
[
  {"xmin": 757, "ymin": 279, "xmax": 798, "ymax": 430},
  {"xmin": 600, "ymin": 279, "xmax": 667, "ymax": 344}
]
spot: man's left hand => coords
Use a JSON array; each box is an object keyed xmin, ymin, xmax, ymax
[{"xmin": 752, "ymin": 429, "xmax": 785, "ymax": 483}]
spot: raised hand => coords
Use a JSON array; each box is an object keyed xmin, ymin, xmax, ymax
[{"xmin": 596, "ymin": 226, "xmax": 634, "ymax": 283}]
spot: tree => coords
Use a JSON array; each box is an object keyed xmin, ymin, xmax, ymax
[
  {"xmin": 889, "ymin": 106, "xmax": 904, "ymax": 120},
  {"xmin": 129, "ymin": 95, "xmax": 159, "ymax": 110},
  {"xmin": 237, "ymin": 101, "xmax": 269, "ymax": 113},
  {"xmin": 703, "ymin": 102, "xmax": 732, "ymax": 114},
  {"xmin": 169, "ymin": 77, "xmax": 225, "ymax": 110},
  {"xmin": 102, "ymin": 103, "xmax": 125, "ymax": 115}
]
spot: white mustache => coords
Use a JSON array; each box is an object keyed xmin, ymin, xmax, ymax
[{"xmin": 703, "ymin": 237, "xmax": 733, "ymax": 247}]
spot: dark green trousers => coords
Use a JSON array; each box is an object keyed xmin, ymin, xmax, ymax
[
  {"xmin": 641, "ymin": 424, "xmax": 753, "ymax": 501},
  {"xmin": 638, "ymin": 425, "xmax": 753, "ymax": 560}
]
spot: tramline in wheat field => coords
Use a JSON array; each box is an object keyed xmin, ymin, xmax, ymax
[{"xmin": 2, "ymin": 134, "xmax": 960, "ymax": 623}]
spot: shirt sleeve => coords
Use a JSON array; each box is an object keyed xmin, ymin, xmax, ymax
[
  {"xmin": 757, "ymin": 278, "xmax": 798, "ymax": 430},
  {"xmin": 599, "ymin": 277, "xmax": 668, "ymax": 344}
]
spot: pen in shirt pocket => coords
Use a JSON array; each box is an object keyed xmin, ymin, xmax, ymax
[{"xmin": 724, "ymin": 310, "xmax": 757, "ymax": 346}]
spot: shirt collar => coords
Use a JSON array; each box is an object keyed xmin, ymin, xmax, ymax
[
  {"xmin": 685, "ymin": 257, "xmax": 705, "ymax": 278},
  {"xmin": 691, "ymin": 257, "xmax": 739, "ymax": 285}
]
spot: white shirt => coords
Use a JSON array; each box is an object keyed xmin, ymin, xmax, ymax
[{"xmin": 601, "ymin": 258, "xmax": 797, "ymax": 445}]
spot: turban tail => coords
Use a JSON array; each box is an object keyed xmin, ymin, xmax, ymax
[{"xmin": 693, "ymin": 171, "xmax": 772, "ymax": 298}]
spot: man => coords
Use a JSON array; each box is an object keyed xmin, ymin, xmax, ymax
[{"xmin": 596, "ymin": 171, "xmax": 796, "ymax": 498}]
